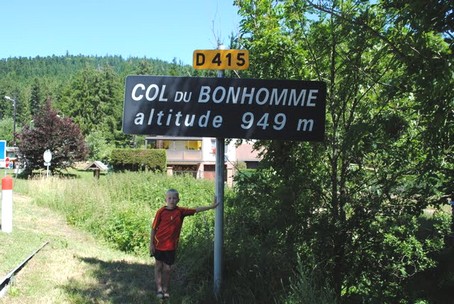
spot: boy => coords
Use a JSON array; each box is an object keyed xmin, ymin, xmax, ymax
[{"xmin": 150, "ymin": 189, "xmax": 218, "ymax": 299}]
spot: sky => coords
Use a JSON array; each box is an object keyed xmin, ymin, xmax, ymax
[{"xmin": 1, "ymin": 0, "xmax": 241, "ymax": 65}]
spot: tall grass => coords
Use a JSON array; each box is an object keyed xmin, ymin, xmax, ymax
[
  {"xmin": 15, "ymin": 172, "xmax": 217, "ymax": 256},
  {"xmin": 13, "ymin": 172, "xmax": 222, "ymax": 301}
]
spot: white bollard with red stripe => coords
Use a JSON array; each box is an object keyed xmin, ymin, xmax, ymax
[{"xmin": 1, "ymin": 175, "xmax": 13, "ymax": 233}]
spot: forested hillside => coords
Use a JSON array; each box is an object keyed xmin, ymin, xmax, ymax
[{"xmin": 0, "ymin": 54, "xmax": 213, "ymax": 152}]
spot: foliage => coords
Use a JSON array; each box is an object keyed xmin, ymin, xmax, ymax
[
  {"xmin": 0, "ymin": 54, "xmax": 195, "ymax": 149},
  {"xmin": 224, "ymin": 168, "xmax": 299, "ymax": 302},
  {"xmin": 17, "ymin": 171, "xmax": 218, "ymax": 301},
  {"xmin": 282, "ymin": 258, "xmax": 338, "ymax": 304},
  {"xmin": 0, "ymin": 117, "xmax": 14, "ymax": 145},
  {"xmin": 100, "ymin": 208, "xmax": 150, "ymax": 254},
  {"xmin": 110, "ymin": 148, "xmax": 167, "ymax": 172},
  {"xmin": 405, "ymin": 244, "xmax": 454, "ymax": 303},
  {"xmin": 29, "ymin": 78, "xmax": 43, "ymax": 116},
  {"xmin": 18, "ymin": 172, "xmax": 215, "ymax": 248},
  {"xmin": 16, "ymin": 99, "xmax": 88, "ymax": 174},
  {"xmin": 85, "ymin": 130, "xmax": 115, "ymax": 162},
  {"xmin": 57, "ymin": 66, "xmax": 126, "ymax": 146},
  {"xmin": 231, "ymin": 0, "xmax": 453, "ymax": 302}
]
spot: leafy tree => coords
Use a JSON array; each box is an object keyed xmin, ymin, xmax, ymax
[
  {"xmin": 85, "ymin": 130, "xmax": 114, "ymax": 162},
  {"xmin": 16, "ymin": 99, "xmax": 88, "ymax": 174},
  {"xmin": 226, "ymin": 0, "xmax": 452, "ymax": 302},
  {"xmin": 379, "ymin": 0, "xmax": 454, "ymax": 200},
  {"xmin": 0, "ymin": 118, "xmax": 14, "ymax": 145}
]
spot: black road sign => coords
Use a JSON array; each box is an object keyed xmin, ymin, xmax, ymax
[{"xmin": 123, "ymin": 76, "xmax": 326, "ymax": 141}]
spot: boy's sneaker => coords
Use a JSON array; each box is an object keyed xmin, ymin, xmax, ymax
[{"xmin": 156, "ymin": 291, "xmax": 164, "ymax": 299}]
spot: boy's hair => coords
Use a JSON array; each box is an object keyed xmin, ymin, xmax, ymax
[{"xmin": 166, "ymin": 188, "xmax": 179, "ymax": 198}]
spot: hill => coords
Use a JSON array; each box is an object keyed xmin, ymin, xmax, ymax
[{"xmin": 0, "ymin": 54, "xmax": 216, "ymax": 149}]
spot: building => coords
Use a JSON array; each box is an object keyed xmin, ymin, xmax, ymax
[{"xmin": 145, "ymin": 136, "xmax": 262, "ymax": 186}]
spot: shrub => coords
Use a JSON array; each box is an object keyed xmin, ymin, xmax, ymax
[{"xmin": 110, "ymin": 148, "xmax": 166, "ymax": 171}]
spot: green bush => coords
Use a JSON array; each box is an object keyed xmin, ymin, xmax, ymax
[
  {"xmin": 282, "ymin": 259, "xmax": 338, "ymax": 304},
  {"xmin": 101, "ymin": 208, "xmax": 150, "ymax": 254},
  {"xmin": 110, "ymin": 148, "xmax": 166, "ymax": 172}
]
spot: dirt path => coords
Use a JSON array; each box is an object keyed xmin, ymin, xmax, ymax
[{"xmin": 0, "ymin": 194, "xmax": 157, "ymax": 304}]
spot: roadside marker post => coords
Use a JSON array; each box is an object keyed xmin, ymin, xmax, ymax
[{"xmin": 1, "ymin": 175, "xmax": 13, "ymax": 233}]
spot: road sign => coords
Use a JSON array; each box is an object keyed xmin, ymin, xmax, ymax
[
  {"xmin": 122, "ymin": 76, "xmax": 326, "ymax": 141},
  {"xmin": 0, "ymin": 140, "xmax": 5, "ymax": 169},
  {"xmin": 0, "ymin": 140, "xmax": 5, "ymax": 160},
  {"xmin": 5, "ymin": 157, "xmax": 9, "ymax": 169},
  {"xmin": 43, "ymin": 150, "xmax": 52, "ymax": 163},
  {"xmin": 193, "ymin": 49, "xmax": 249, "ymax": 70}
]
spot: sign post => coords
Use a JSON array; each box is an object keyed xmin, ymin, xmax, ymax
[
  {"xmin": 213, "ymin": 45, "xmax": 227, "ymax": 298},
  {"xmin": 43, "ymin": 149, "xmax": 52, "ymax": 177}
]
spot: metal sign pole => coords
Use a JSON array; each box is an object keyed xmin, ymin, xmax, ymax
[
  {"xmin": 214, "ymin": 136, "xmax": 224, "ymax": 297},
  {"xmin": 214, "ymin": 46, "xmax": 226, "ymax": 298}
]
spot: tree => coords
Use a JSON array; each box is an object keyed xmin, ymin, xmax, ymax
[
  {"xmin": 16, "ymin": 99, "xmax": 88, "ymax": 174},
  {"xmin": 85, "ymin": 130, "xmax": 114, "ymax": 162},
  {"xmin": 0, "ymin": 118, "xmax": 14, "ymax": 145},
  {"xmin": 29, "ymin": 78, "xmax": 43, "ymax": 116},
  {"xmin": 58, "ymin": 65, "xmax": 130, "ymax": 147},
  {"xmin": 226, "ymin": 0, "xmax": 452, "ymax": 302},
  {"xmin": 136, "ymin": 59, "xmax": 154, "ymax": 75}
]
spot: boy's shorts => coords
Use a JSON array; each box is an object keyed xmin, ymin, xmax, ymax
[{"xmin": 154, "ymin": 250, "xmax": 176, "ymax": 266}]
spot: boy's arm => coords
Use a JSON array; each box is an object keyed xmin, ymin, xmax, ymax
[{"xmin": 195, "ymin": 196, "xmax": 219, "ymax": 213}]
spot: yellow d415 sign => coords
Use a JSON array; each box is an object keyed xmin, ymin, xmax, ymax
[{"xmin": 193, "ymin": 49, "xmax": 249, "ymax": 70}]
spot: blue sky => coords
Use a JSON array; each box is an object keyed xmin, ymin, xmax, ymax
[{"xmin": 1, "ymin": 0, "xmax": 240, "ymax": 65}]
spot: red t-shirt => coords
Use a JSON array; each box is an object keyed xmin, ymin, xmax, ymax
[{"xmin": 152, "ymin": 206, "xmax": 196, "ymax": 251}]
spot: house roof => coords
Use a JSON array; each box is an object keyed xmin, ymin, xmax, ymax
[{"xmin": 84, "ymin": 161, "xmax": 109, "ymax": 171}]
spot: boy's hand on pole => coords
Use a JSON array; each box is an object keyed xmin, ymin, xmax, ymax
[{"xmin": 213, "ymin": 196, "xmax": 219, "ymax": 208}]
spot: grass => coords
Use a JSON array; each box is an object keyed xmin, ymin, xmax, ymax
[
  {"xmin": 0, "ymin": 176, "xmax": 142, "ymax": 303},
  {"xmin": 0, "ymin": 193, "xmax": 51, "ymax": 276},
  {"xmin": 15, "ymin": 170, "xmax": 217, "ymax": 256},
  {"xmin": 0, "ymin": 189, "xmax": 160, "ymax": 303},
  {"xmin": 1, "ymin": 171, "xmax": 218, "ymax": 303}
]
